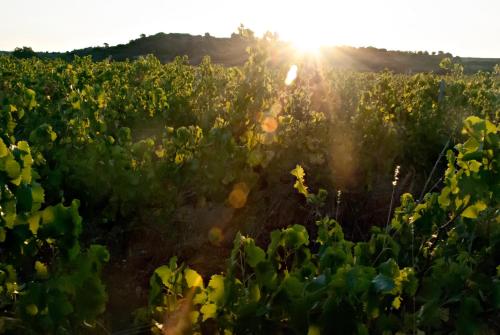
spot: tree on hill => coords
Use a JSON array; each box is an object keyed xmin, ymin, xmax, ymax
[{"xmin": 12, "ymin": 46, "xmax": 37, "ymax": 59}]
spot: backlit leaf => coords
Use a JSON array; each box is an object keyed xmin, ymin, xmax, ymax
[
  {"xmin": 200, "ymin": 303, "xmax": 217, "ymax": 321},
  {"xmin": 185, "ymin": 268, "xmax": 203, "ymax": 288},
  {"xmin": 461, "ymin": 201, "xmax": 487, "ymax": 219}
]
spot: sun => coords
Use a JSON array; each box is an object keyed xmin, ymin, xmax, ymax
[
  {"xmin": 279, "ymin": 27, "xmax": 326, "ymax": 54},
  {"xmin": 291, "ymin": 35, "xmax": 323, "ymax": 54},
  {"xmin": 267, "ymin": 1, "xmax": 350, "ymax": 54}
]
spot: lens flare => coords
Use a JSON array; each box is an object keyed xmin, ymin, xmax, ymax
[
  {"xmin": 161, "ymin": 288, "xmax": 196, "ymax": 334},
  {"xmin": 228, "ymin": 182, "xmax": 249, "ymax": 209},
  {"xmin": 261, "ymin": 116, "xmax": 278, "ymax": 133},
  {"xmin": 285, "ymin": 65, "xmax": 298, "ymax": 85},
  {"xmin": 208, "ymin": 227, "xmax": 223, "ymax": 246}
]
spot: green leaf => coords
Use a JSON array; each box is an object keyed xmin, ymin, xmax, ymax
[
  {"xmin": 378, "ymin": 259, "xmax": 399, "ymax": 278},
  {"xmin": 267, "ymin": 230, "xmax": 282, "ymax": 256},
  {"xmin": 32, "ymin": 184, "xmax": 45, "ymax": 204},
  {"xmin": 307, "ymin": 325, "xmax": 321, "ymax": 335},
  {"xmin": 283, "ymin": 224, "xmax": 309, "ymax": 249},
  {"xmin": 372, "ymin": 274, "xmax": 395, "ymax": 293},
  {"xmin": 462, "ymin": 151, "xmax": 482, "ymax": 162},
  {"xmin": 291, "ymin": 165, "xmax": 305, "ymax": 180},
  {"xmin": 461, "ymin": 201, "xmax": 487, "ymax": 219},
  {"xmin": 88, "ymin": 244, "xmax": 110, "ymax": 263},
  {"xmin": 392, "ymin": 296, "xmax": 402, "ymax": 309},
  {"xmin": 249, "ymin": 282, "xmax": 261, "ymax": 302},
  {"xmin": 256, "ymin": 260, "xmax": 278, "ymax": 289},
  {"xmin": 155, "ymin": 265, "xmax": 173, "ymax": 288},
  {"xmin": 48, "ymin": 293, "xmax": 74, "ymax": 318},
  {"xmin": 17, "ymin": 141, "xmax": 30, "ymax": 153},
  {"xmin": 438, "ymin": 187, "xmax": 451, "ymax": 208},
  {"xmin": 462, "ymin": 137, "xmax": 480, "ymax": 153},
  {"xmin": 26, "ymin": 88, "xmax": 37, "ymax": 110},
  {"xmin": 200, "ymin": 303, "xmax": 217, "ymax": 321},
  {"xmin": 282, "ymin": 275, "xmax": 303, "ymax": 299},
  {"xmin": 467, "ymin": 160, "xmax": 481, "ymax": 172},
  {"xmin": 0, "ymin": 139, "xmax": 8, "ymax": 157},
  {"xmin": 345, "ymin": 266, "xmax": 375, "ymax": 293},
  {"xmin": 21, "ymin": 166, "xmax": 32, "ymax": 184},
  {"xmin": 291, "ymin": 165, "xmax": 309, "ymax": 197},
  {"xmin": 484, "ymin": 120, "xmax": 497, "ymax": 134},
  {"xmin": 190, "ymin": 311, "xmax": 200, "ymax": 324},
  {"xmin": 28, "ymin": 213, "xmax": 40, "ymax": 234},
  {"xmin": 185, "ymin": 268, "xmax": 203, "ymax": 288},
  {"xmin": 244, "ymin": 241, "xmax": 266, "ymax": 268},
  {"xmin": 207, "ymin": 275, "xmax": 225, "ymax": 303},
  {"xmin": 35, "ymin": 261, "xmax": 49, "ymax": 279},
  {"xmin": 25, "ymin": 304, "xmax": 38, "ymax": 316},
  {"xmin": 5, "ymin": 159, "xmax": 21, "ymax": 179},
  {"xmin": 463, "ymin": 116, "xmax": 485, "ymax": 139}
]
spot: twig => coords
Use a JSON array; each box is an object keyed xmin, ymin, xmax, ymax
[
  {"xmin": 386, "ymin": 186, "xmax": 396, "ymax": 230},
  {"xmin": 418, "ymin": 138, "xmax": 450, "ymax": 202},
  {"xmin": 386, "ymin": 165, "xmax": 401, "ymax": 230},
  {"xmin": 427, "ymin": 176, "xmax": 443, "ymax": 194},
  {"xmin": 418, "ymin": 205, "xmax": 467, "ymax": 260},
  {"xmin": 95, "ymin": 321, "xmax": 111, "ymax": 335},
  {"xmin": 335, "ymin": 190, "xmax": 341, "ymax": 222}
]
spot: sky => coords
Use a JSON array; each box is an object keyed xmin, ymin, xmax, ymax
[{"xmin": 1, "ymin": 0, "xmax": 499, "ymax": 57}]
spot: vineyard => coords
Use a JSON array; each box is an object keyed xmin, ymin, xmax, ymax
[{"xmin": 0, "ymin": 35, "xmax": 499, "ymax": 334}]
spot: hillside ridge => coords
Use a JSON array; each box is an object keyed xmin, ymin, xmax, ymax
[{"xmin": 4, "ymin": 32, "xmax": 499, "ymax": 73}]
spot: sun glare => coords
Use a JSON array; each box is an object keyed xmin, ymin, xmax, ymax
[
  {"xmin": 291, "ymin": 35, "xmax": 323, "ymax": 54},
  {"xmin": 270, "ymin": 2, "xmax": 350, "ymax": 54},
  {"xmin": 285, "ymin": 64, "xmax": 298, "ymax": 85}
]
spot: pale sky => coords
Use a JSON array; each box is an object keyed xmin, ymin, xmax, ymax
[{"xmin": 1, "ymin": 0, "xmax": 499, "ymax": 57}]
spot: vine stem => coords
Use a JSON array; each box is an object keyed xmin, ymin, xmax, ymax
[
  {"xmin": 386, "ymin": 165, "xmax": 400, "ymax": 230},
  {"xmin": 419, "ymin": 138, "xmax": 450, "ymax": 202},
  {"xmin": 386, "ymin": 185, "xmax": 396, "ymax": 230},
  {"xmin": 371, "ymin": 247, "xmax": 391, "ymax": 267},
  {"xmin": 418, "ymin": 206, "xmax": 467, "ymax": 274}
]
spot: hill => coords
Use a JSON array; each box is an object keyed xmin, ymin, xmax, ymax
[
  {"xmin": 5, "ymin": 32, "xmax": 500, "ymax": 73},
  {"xmin": 37, "ymin": 33, "xmax": 252, "ymax": 66}
]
